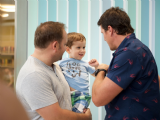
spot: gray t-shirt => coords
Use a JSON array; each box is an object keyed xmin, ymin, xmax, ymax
[{"xmin": 16, "ymin": 56, "xmax": 72, "ymax": 120}]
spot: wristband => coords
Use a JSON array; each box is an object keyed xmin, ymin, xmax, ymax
[{"xmin": 95, "ymin": 69, "xmax": 107, "ymax": 76}]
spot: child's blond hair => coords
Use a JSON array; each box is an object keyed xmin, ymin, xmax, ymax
[{"xmin": 66, "ymin": 32, "xmax": 86, "ymax": 48}]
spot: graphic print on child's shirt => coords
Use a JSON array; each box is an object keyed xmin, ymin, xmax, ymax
[{"xmin": 66, "ymin": 61, "xmax": 82, "ymax": 78}]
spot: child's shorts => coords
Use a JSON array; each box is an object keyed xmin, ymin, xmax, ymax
[{"xmin": 71, "ymin": 91, "xmax": 91, "ymax": 113}]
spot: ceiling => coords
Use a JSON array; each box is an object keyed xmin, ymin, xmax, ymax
[
  {"xmin": 0, "ymin": 0, "xmax": 15, "ymax": 21},
  {"xmin": 0, "ymin": 0, "xmax": 15, "ymax": 5}
]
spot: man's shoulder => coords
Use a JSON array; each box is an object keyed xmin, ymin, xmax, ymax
[
  {"xmin": 17, "ymin": 57, "xmax": 50, "ymax": 83},
  {"xmin": 59, "ymin": 58, "xmax": 69, "ymax": 64},
  {"xmin": 118, "ymin": 39, "xmax": 148, "ymax": 58},
  {"xmin": 18, "ymin": 57, "xmax": 38, "ymax": 75}
]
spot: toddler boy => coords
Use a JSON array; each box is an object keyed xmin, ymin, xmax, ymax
[{"xmin": 59, "ymin": 32, "xmax": 99, "ymax": 113}]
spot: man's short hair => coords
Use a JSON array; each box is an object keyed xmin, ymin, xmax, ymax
[
  {"xmin": 34, "ymin": 21, "xmax": 65, "ymax": 48},
  {"xmin": 98, "ymin": 7, "xmax": 134, "ymax": 35},
  {"xmin": 66, "ymin": 32, "xmax": 86, "ymax": 48}
]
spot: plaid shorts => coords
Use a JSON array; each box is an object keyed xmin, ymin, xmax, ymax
[{"xmin": 71, "ymin": 91, "xmax": 91, "ymax": 113}]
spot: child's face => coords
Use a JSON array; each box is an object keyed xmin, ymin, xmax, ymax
[{"xmin": 68, "ymin": 40, "xmax": 86, "ymax": 60}]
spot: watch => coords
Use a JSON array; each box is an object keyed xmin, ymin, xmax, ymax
[{"xmin": 95, "ymin": 69, "xmax": 107, "ymax": 76}]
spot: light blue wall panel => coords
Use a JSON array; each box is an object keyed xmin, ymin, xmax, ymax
[
  {"xmin": 137, "ymin": 0, "xmax": 141, "ymax": 40},
  {"xmin": 101, "ymin": 1, "xmax": 112, "ymax": 119},
  {"xmin": 123, "ymin": 0, "xmax": 128, "ymax": 13},
  {"xmin": 79, "ymin": 0, "xmax": 89, "ymax": 61},
  {"xmin": 57, "ymin": 0, "xmax": 68, "ymax": 58},
  {"xmin": 102, "ymin": 0, "xmax": 112, "ymax": 66},
  {"xmin": 68, "ymin": 0, "xmax": 77, "ymax": 32},
  {"xmin": 128, "ymin": 0, "xmax": 136, "ymax": 35},
  {"xmin": 115, "ymin": 0, "xmax": 123, "ymax": 8},
  {"xmin": 150, "ymin": 0, "xmax": 155, "ymax": 57},
  {"xmin": 48, "ymin": 0, "xmax": 57, "ymax": 21},
  {"xmin": 89, "ymin": 1, "xmax": 100, "ymax": 120},
  {"xmin": 57, "ymin": 0, "xmax": 67, "ymax": 25},
  {"xmin": 28, "ymin": 0, "xmax": 38, "ymax": 56},
  {"xmin": 14, "ymin": 0, "xmax": 28, "ymax": 82},
  {"xmin": 141, "ymin": 0, "xmax": 149, "ymax": 47},
  {"xmin": 155, "ymin": 0, "xmax": 160, "ymax": 74},
  {"xmin": 38, "ymin": 0, "xmax": 47, "ymax": 25}
]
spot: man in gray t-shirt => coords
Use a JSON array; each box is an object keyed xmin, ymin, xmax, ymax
[
  {"xmin": 16, "ymin": 56, "xmax": 72, "ymax": 119},
  {"xmin": 16, "ymin": 21, "xmax": 92, "ymax": 120}
]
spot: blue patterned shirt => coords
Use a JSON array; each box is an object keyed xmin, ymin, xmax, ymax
[{"xmin": 105, "ymin": 33, "xmax": 160, "ymax": 120}]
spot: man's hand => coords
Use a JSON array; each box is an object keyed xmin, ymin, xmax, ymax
[
  {"xmin": 89, "ymin": 59, "xmax": 99, "ymax": 69},
  {"xmin": 97, "ymin": 63, "xmax": 109, "ymax": 71},
  {"xmin": 84, "ymin": 108, "xmax": 92, "ymax": 120}
]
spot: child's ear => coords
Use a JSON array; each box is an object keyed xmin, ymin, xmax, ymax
[{"xmin": 66, "ymin": 46, "xmax": 71, "ymax": 54}]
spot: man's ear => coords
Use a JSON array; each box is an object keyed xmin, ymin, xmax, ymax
[
  {"xmin": 108, "ymin": 25, "xmax": 114, "ymax": 36},
  {"xmin": 52, "ymin": 41, "xmax": 59, "ymax": 51},
  {"xmin": 66, "ymin": 46, "xmax": 71, "ymax": 54}
]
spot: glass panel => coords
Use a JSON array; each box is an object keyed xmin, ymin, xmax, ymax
[{"xmin": 0, "ymin": 0, "xmax": 15, "ymax": 89}]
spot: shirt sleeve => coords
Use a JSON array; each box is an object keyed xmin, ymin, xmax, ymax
[
  {"xmin": 87, "ymin": 63, "xmax": 96, "ymax": 74},
  {"xmin": 107, "ymin": 50, "xmax": 141, "ymax": 89},
  {"xmin": 21, "ymin": 72, "xmax": 58, "ymax": 111}
]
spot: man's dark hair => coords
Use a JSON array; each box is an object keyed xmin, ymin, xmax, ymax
[
  {"xmin": 98, "ymin": 7, "xmax": 134, "ymax": 35},
  {"xmin": 34, "ymin": 21, "xmax": 65, "ymax": 48}
]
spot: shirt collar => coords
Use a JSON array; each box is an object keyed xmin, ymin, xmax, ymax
[
  {"xmin": 30, "ymin": 56, "xmax": 55, "ymax": 71},
  {"xmin": 113, "ymin": 33, "xmax": 136, "ymax": 56}
]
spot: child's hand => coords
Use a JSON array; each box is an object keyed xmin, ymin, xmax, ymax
[{"xmin": 89, "ymin": 59, "xmax": 99, "ymax": 69}]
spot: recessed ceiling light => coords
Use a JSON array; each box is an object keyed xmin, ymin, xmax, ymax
[
  {"xmin": 1, "ymin": 14, "xmax": 9, "ymax": 17},
  {"xmin": 0, "ymin": 4, "xmax": 15, "ymax": 12}
]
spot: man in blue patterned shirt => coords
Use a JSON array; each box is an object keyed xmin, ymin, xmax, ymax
[{"xmin": 92, "ymin": 7, "xmax": 160, "ymax": 120}]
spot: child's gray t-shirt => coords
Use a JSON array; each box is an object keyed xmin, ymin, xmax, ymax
[
  {"xmin": 59, "ymin": 58, "xmax": 95, "ymax": 93},
  {"xmin": 16, "ymin": 56, "xmax": 72, "ymax": 120}
]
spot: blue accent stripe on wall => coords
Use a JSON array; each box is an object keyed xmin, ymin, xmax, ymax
[
  {"xmin": 57, "ymin": 0, "xmax": 68, "ymax": 58},
  {"xmin": 89, "ymin": 1, "xmax": 100, "ymax": 120},
  {"xmin": 28, "ymin": 0, "xmax": 38, "ymax": 56},
  {"xmin": 79, "ymin": 0, "xmax": 89, "ymax": 61},
  {"xmin": 128, "ymin": 0, "xmax": 136, "ymax": 35},
  {"xmin": 68, "ymin": 0, "xmax": 77, "ymax": 33},
  {"xmin": 136, "ymin": 0, "xmax": 141, "ymax": 40},
  {"xmin": 48, "ymin": 0, "xmax": 57, "ymax": 21},
  {"xmin": 102, "ymin": 0, "xmax": 111, "ymax": 65},
  {"xmin": 38, "ymin": 0, "xmax": 47, "ymax": 25},
  {"xmin": 151, "ymin": 0, "xmax": 155, "ymax": 57},
  {"xmin": 57, "ymin": 0, "xmax": 67, "ymax": 25},
  {"xmin": 155, "ymin": 0, "xmax": 160, "ymax": 74},
  {"xmin": 115, "ymin": 0, "xmax": 123, "ymax": 8},
  {"xmin": 141, "ymin": 0, "xmax": 149, "ymax": 47},
  {"xmin": 101, "ymin": 0, "xmax": 112, "ymax": 118}
]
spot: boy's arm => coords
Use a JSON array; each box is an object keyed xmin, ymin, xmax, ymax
[{"xmin": 88, "ymin": 59, "xmax": 99, "ymax": 77}]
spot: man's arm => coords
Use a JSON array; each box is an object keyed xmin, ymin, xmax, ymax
[
  {"xmin": 22, "ymin": 72, "xmax": 92, "ymax": 120},
  {"xmin": 92, "ymin": 64, "xmax": 123, "ymax": 107},
  {"xmin": 36, "ymin": 102, "xmax": 92, "ymax": 120}
]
